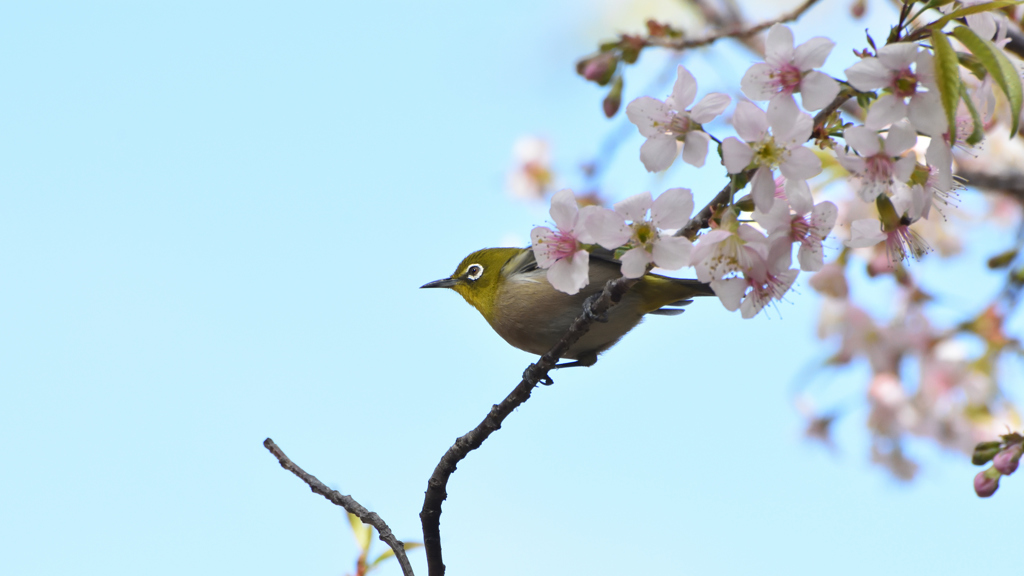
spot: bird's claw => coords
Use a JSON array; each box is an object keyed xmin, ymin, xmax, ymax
[
  {"xmin": 523, "ymin": 364, "xmax": 554, "ymax": 386},
  {"xmin": 583, "ymin": 294, "xmax": 609, "ymax": 323}
]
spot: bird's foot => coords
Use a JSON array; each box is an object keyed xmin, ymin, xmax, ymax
[
  {"xmin": 523, "ymin": 364, "xmax": 554, "ymax": 386},
  {"xmin": 582, "ymin": 294, "xmax": 609, "ymax": 323}
]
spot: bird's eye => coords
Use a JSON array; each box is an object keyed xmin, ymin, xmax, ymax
[{"xmin": 465, "ymin": 264, "xmax": 484, "ymax": 280}]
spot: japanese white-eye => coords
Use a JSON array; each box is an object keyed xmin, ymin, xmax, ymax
[{"xmin": 421, "ymin": 247, "xmax": 714, "ymax": 367}]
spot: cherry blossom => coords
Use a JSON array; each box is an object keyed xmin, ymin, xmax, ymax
[
  {"xmin": 722, "ymin": 98, "xmax": 822, "ymax": 212},
  {"xmin": 844, "ymin": 43, "xmax": 946, "ymax": 134},
  {"xmin": 626, "ymin": 65, "xmax": 731, "ymax": 171},
  {"xmin": 836, "ymin": 121, "xmax": 917, "ymax": 202},
  {"xmin": 846, "ymin": 193, "xmax": 930, "ymax": 264},
  {"xmin": 690, "ymin": 210, "xmax": 770, "ymax": 284},
  {"xmin": 531, "ymin": 189, "xmax": 597, "ymax": 294},
  {"xmin": 586, "ymin": 188, "xmax": 695, "ymax": 277},
  {"xmin": 711, "ymin": 236, "xmax": 798, "ymax": 318},
  {"xmin": 756, "ymin": 198, "xmax": 838, "ymax": 271},
  {"xmin": 740, "ymin": 24, "xmax": 840, "ymax": 111}
]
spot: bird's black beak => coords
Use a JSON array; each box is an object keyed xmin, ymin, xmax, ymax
[{"xmin": 420, "ymin": 277, "xmax": 460, "ymax": 289}]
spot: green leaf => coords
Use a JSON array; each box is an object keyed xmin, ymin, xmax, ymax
[
  {"xmin": 929, "ymin": 31, "xmax": 961, "ymax": 140},
  {"xmin": 952, "ymin": 25, "xmax": 1023, "ymax": 134},
  {"xmin": 348, "ymin": 513, "xmax": 373, "ymax": 553},
  {"xmin": 956, "ymin": 51, "xmax": 988, "ymax": 80},
  {"xmin": 368, "ymin": 542, "xmax": 423, "ymax": 569},
  {"xmin": 959, "ymin": 82, "xmax": 985, "ymax": 146},
  {"xmin": 928, "ymin": 1, "xmax": 1020, "ymax": 31}
]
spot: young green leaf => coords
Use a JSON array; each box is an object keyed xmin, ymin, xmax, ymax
[
  {"xmin": 929, "ymin": 31, "xmax": 961, "ymax": 140},
  {"xmin": 952, "ymin": 25, "xmax": 1023, "ymax": 134},
  {"xmin": 928, "ymin": 1, "xmax": 1020, "ymax": 31},
  {"xmin": 959, "ymin": 82, "xmax": 985, "ymax": 146}
]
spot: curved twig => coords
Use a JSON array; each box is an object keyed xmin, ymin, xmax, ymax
[
  {"xmin": 645, "ymin": 0, "xmax": 822, "ymax": 50},
  {"xmin": 264, "ymin": 438, "xmax": 416, "ymax": 576},
  {"xmin": 419, "ymin": 277, "xmax": 638, "ymax": 576}
]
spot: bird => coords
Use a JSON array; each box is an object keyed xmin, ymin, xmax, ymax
[{"xmin": 421, "ymin": 247, "xmax": 715, "ymax": 368}]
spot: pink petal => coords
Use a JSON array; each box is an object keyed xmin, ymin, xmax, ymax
[
  {"xmin": 926, "ymin": 137, "xmax": 953, "ymax": 194},
  {"xmin": 751, "ymin": 166, "xmax": 777, "ymax": 213},
  {"xmin": 877, "ymin": 42, "xmax": 919, "ymax": 70},
  {"xmin": 845, "ymin": 57, "xmax": 892, "ymax": 91},
  {"xmin": 614, "ymin": 191, "xmax": 653, "ymax": 222},
  {"xmin": 793, "ymin": 37, "xmax": 835, "ymax": 70},
  {"xmin": 844, "ymin": 125, "xmax": 881, "ymax": 156},
  {"xmin": 548, "ymin": 189, "xmax": 579, "ymax": 231},
  {"xmin": 639, "ymin": 135, "xmax": 680, "ymax": 172},
  {"xmin": 586, "ymin": 208, "xmax": 631, "ymax": 250},
  {"xmin": 811, "ymin": 201, "xmax": 838, "ymax": 234},
  {"xmin": 620, "ymin": 247, "xmax": 653, "ymax": 278},
  {"xmin": 670, "ymin": 65, "xmax": 698, "ymax": 110},
  {"xmin": 753, "ymin": 200, "xmax": 792, "ymax": 234},
  {"xmin": 884, "ymin": 120, "xmax": 917, "ymax": 156},
  {"xmin": 651, "ymin": 187, "xmax": 694, "ymax": 230},
  {"xmin": 907, "ymin": 92, "xmax": 948, "ymax": 138},
  {"xmin": 626, "ymin": 96, "xmax": 673, "ymax": 137},
  {"xmin": 733, "ymin": 100, "xmax": 769, "ymax": 142},
  {"xmin": 770, "ymin": 98, "xmax": 813, "ymax": 144},
  {"xmin": 652, "ymin": 236, "xmax": 693, "ymax": 270},
  {"xmin": 797, "ymin": 240, "xmax": 825, "ymax": 271},
  {"xmin": 780, "ymin": 147, "xmax": 822, "ymax": 180},
  {"xmin": 846, "ymin": 218, "xmax": 887, "ymax": 248},
  {"xmin": 785, "ymin": 178, "xmax": 813, "ymax": 215},
  {"xmin": 865, "ymin": 94, "xmax": 907, "ymax": 130},
  {"xmin": 722, "ymin": 137, "xmax": 754, "ymax": 173},
  {"xmin": 711, "ymin": 277, "xmax": 747, "ymax": 311},
  {"xmin": 547, "ymin": 250, "xmax": 590, "ymax": 295},
  {"xmin": 835, "ymin": 149, "xmax": 866, "ymax": 174},
  {"xmin": 764, "ymin": 24, "xmax": 795, "ymax": 67},
  {"xmin": 894, "ymin": 155, "xmax": 916, "ymax": 183},
  {"xmin": 530, "ymin": 226, "xmax": 559, "ymax": 267},
  {"xmin": 799, "ymin": 71, "xmax": 840, "ymax": 111},
  {"xmin": 681, "ymin": 130, "xmax": 710, "ymax": 168},
  {"xmin": 690, "ymin": 93, "xmax": 731, "ymax": 123},
  {"xmin": 741, "ymin": 62, "xmax": 779, "ymax": 101}
]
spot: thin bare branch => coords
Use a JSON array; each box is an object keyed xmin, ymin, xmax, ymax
[
  {"xmin": 957, "ymin": 169, "xmax": 1024, "ymax": 202},
  {"xmin": 263, "ymin": 438, "xmax": 416, "ymax": 576},
  {"xmin": 646, "ymin": 0, "xmax": 822, "ymax": 50},
  {"xmin": 419, "ymin": 277, "xmax": 638, "ymax": 576}
]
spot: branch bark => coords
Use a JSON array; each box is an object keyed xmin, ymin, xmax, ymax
[
  {"xmin": 419, "ymin": 277, "xmax": 638, "ymax": 576},
  {"xmin": 264, "ymin": 438, "xmax": 416, "ymax": 576},
  {"xmin": 645, "ymin": 0, "xmax": 822, "ymax": 50}
]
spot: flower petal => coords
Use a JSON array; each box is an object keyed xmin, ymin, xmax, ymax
[
  {"xmin": 651, "ymin": 187, "xmax": 695, "ymax": 229},
  {"xmin": 652, "ymin": 235, "xmax": 693, "ymax": 270},
  {"xmin": 711, "ymin": 277, "xmax": 747, "ymax": 311},
  {"xmin": 846, "ymin": 218, "xmax": 887, "ymax": 247},
  {"xmin": 765, "ymin": 24, "xmax": 795, "ymax": 67},
  {"xmin": 626, "ymin": 96, "xmax": 673, "ymax": 137},
  {"xmin": 620, "ymin": 247, "xmax": 653, "ymax": 278},
  {"xmin": 530, "ymin": 226, "xmax": 558, "ymax": 267},
  {"xmin": 845, "ymin": 57, "xmax": 892, "ymax": 91},
  {"xmin": 733, "ymin": 100, "xmax": 769, "ymax": 142},
  {"xmin": 877, "ymin": 42, "xmax": 919, "ymax": 70},
  {"xmin": 785, "ymin": 177, "xmax": 813, "ymax": 215},
  {"xmin": 864, "ymin": 94, "xmax": 907, "ymax": 130},
  {"xmin": 780, "ymin": 147, "xmax": 822, "ymax": 180},
  {"xmin": 670, "ymin": 65, "xmax": 698, "ymax": 110},
  {"xmin": 586, "ymin": 208, "xmax": 631, "ymax": 250},
  {"xmin": 722, "ymin": 137, "xmax": 753, "ymax": 173},
  {"xmin": 614, "ymin": 191, "xmax": 653, "ymax": 222},
  {"xmin": 844, "ymin": 125, "xmax": 881, "ymax": 156},
  {"xmin": 547, "ymin": 250, "xmax": 590, "ymax": 294},
  {"xmin": 884, "ymin": 120, "xmax": 917, "ymax": 156},
  {"xmin": 639, "ymin": 135, "xmax": 680, "ymax": 172},
  {"xmin": 741, "ymin": 62, "xmax": 779, "ymax": 101},
  {"xmin": 681, "ymin": 130, "xmax": 710, "ymax": 168},
  {"xmin": 751, "ymin": 166, "xmax": 777, "ymax": 213},
  {"xmin": 799, "ymin": 71, "xmax": 840, "ymax": 111},
  {"xmin": 907, "ymin": 92, "xmax": 948, "ymax": 138},
  {"xmin": 793, "ymin": 37, "xmax": 835, "ymax": 70},
  {"xmin": 548, "ymin": 189, "xmax": 579, "ymax": 231},
  {"xmin": 690, "ymin": 93, "xmax": 731, "ymax": 123}
]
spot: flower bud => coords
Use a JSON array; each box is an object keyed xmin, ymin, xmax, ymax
[
  {"xmin": 993, "ymin": 443, "xmax": 1022, "ymax": 476},
  {"xmin": 580, "ymin": 53, "xmax": 617, "ymax": 86},
  {"xmin": 972, "ymin": 441, "xmax": 1003, "ymax": 465},
  {"xmin": 603, "ymin": 76, "xmax": 623, "ymax": 118},
  {"xmin": 974, "ymin": 468, "xmax": 1000, "ymax": 498}
]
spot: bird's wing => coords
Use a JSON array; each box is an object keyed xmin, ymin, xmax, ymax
[{"xmin": 501, "ymin": 248, "xmax": 540, "ymax": 279}]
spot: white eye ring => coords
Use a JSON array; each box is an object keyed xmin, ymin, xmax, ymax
[{"xmin": 465, "ymin": 263, "xmax": 484, "ymax": 280}]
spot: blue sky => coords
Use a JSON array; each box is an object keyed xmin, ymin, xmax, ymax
[{"xmin": 1, "ymin": 1, "xmax": 1020, "ymax": 575}]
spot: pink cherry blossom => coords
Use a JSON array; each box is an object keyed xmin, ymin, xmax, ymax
[
  {"xmin": 844, "ymin": 43, "xmax": 946, "ymax": 134},
  {"xmin": 836, "ymin": 121, "xmax": 917, "ymax": 202},
  {"xmin": 756, "ymin": 198, "xmax": 838, "ymax": 271},
  {"xmin": 531, "ymin": 188, "xmax": 596, "ymax": 294},
  {"xmin": 690, "ymin": 210, "xmax": 770, "ymax": 282},
  {"xmin": 740, "ymin": 24, "xmax": 840, "ymax": 111},
  {"xmin": 721, "ymin": 98, "xmax": 822, "ymax": 212},
  {"xmin": 587, "ymin": 188, "xmax": 695, "ymax": 278},
  {"xmin": 626, "ymin": 65, "xmax": 731, "ymax": 171},
  {"xmin": 846, "ymin": 193, "xmax": 930, "ymax": 264},
  {"xmin": 710, "ymin": 236, "xmax": 798, "ymax": 318}
]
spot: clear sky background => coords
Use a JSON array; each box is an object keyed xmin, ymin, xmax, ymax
[{"xmin": 1, "ymin": 1, "xmax": 1020, "ymax": 575}]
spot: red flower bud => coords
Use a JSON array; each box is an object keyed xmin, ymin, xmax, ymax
[
  {"xmin": 993, "ymin": 443, "xmax": 1022, "ymax": 476},
  {"xmin": 974, "ymin": 469, "xmax": 1000, "ymax": 498}
]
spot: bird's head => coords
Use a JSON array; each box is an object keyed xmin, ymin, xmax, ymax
[{"xmin": 420, "ymin": 247, "xmax": 525, "ymax": 319}]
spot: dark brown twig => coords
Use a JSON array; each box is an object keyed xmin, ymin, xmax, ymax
[
  {"xmin": 645, "ymin": 0, "xmax": 822, "ymax": 50},
  {"xmin": 956, "ymin": 169, "xmax": 1024, "ymax": 202},
  {"xmin": 264, "ymin": 438, "xmax": 416, "ymax": 576},
  {"xmin": 419, "ymin": 277, "xmax": 638, "ymax": 576}
]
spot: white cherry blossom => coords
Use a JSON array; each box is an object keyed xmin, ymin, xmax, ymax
[
  {"xmin": 740, "ymin": 24, "xmax": 840, "ymax": 111},
  {"xmin": 531, "ymin": 189, "xmax": 597, "ymax": 294},
  {"xmin": 836, "ymin": 121, "xmax": 917, "ymax": 202},
  {"xmin": 626, "ymin": 65, "xmax": 731, "ymax": 171}
]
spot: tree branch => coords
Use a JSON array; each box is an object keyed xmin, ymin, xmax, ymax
[
  {"xmin": 263, "ymin": 438, "xmax": 416, "ymax": 576},
  {"xmin": 646, "ymin": 0, "xmax": 822, "ymax": 50},
  {"xmin": 419, "ymin": 277, "xmax": 638, "ymax": 576},
  {"xmin": 956, "ymin": 168, "xmax": 1024, "ymax": 202}
]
